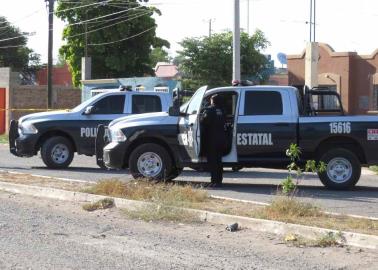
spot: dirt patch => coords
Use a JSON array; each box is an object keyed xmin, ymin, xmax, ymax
[{"xmin": 0, "ymin": 171, "xmax": 91, "ymax": 191}]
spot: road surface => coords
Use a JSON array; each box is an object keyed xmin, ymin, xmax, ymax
[
  {"xmin": 1, "ymin": 144, "xmax": 378, "ymax": 218},
  {"xmin": 1, "ymin": 190, "xmax": 377, "ymax": 270}
]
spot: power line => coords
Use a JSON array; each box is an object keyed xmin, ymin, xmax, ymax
[
  {"xmin": 66, "ymin": 11, "xmax": 152, "ymax": 38},
  {"xmin": 0, "ymin": 45, "xmax": 25, "ymax": 49},
  {"xmin": 88, "ymin": 26, "xmax": 155, "ymax": 46},
  {"xmin": 54, "ymin": 1, "xmax": 109, "ymax": 14},
  {"xmin": 65, "ymin": 5, "xmax": 143, "ymax": 27},
  {"xmin": 0, "ymin": 35, "xmax": 28, "ymax": 43}
]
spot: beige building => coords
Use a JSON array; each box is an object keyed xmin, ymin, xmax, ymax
[{"xmin": 287, "ymin": 43, "xmax": 378, "ymax": 115}]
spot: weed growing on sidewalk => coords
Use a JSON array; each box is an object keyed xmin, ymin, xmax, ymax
[
  {"xmin": 0, "ymin": 134, "xmax": 7, "ymax": 144},
  {"xmin": 284, "ymin": 231, "xmax": 344, "ymax": 248},
  {"xmin": 281, "ymin": 143, "xmax": 326, "ymax": 196},
  {"xmin": 85, "ymin": 179, "xmax": 209, "ymax": 207},
  {"xmin": 369, "ymin": 166, "xmax": 378, "ymax": 174},
  {"xmin": 82, "ymin": 198, "xmax": 114, "ymax": 212},
  {"xmin": 124, "ymin": 205, "xmax": 200, "ymax": 223}
]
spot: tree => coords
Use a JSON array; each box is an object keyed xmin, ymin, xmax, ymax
[
  {"xmin": 150, "ymin": 47, "xmax": 171, "ymax": 67},
  {"xmin": 0, "ymin": 16, "xmax": 31, "ymax": 70},
  {"xmin": 0, "ymin": 16, "xmax": 41, "ymax": 84},
  {"xmin": 177, "ymin": 30, "xmax": 270, "ymax": 90},
  {"xmin": 56, "ymin": 0, "xmax": 170, "ymax": 86}
]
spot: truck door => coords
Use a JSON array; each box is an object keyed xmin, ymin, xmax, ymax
[
  {"xmin": 78, "ymin": 94, "xmax": 127, "ymax": 155},
  {"xmin": 178, "ymin": 86, "xmax": 207, "ymax": 163},
  {"xmin": 236, "ymin": 90, "xmax": 297, "ymax": 162}
]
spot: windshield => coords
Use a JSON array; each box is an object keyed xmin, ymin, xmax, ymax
[
  {"xmin": 183, "ymin": 86, "xmax": 207, "ymax": 114},
  {"xmin": 71, "ymin": 92, "xmax": 110, "ymax": 113}
]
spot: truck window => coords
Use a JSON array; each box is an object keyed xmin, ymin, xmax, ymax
[
  {"xmin": 132, "ymin": 95, "xmax": 162, "ymax": 114},
  {"xmin": 244, "ymin": 91, "xmax": 283, "ymax": 115},
  {"xmin": 92, "ymin": 95, "xmax": 125, "ymax": 114}
]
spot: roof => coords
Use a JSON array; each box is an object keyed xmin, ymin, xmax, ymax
[{"xmin": 155, "ymin": 64, "xmax": 179, "ymax": 78}]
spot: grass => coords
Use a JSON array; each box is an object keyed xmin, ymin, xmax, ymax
[
  {"xmin": 0, "ymin": 134, "xmax": 7, "ymax": 144},
  {"xmin": 84, "ymin": 180, "xmax": 378, "ymax": 234},
  {"xmin": 85, "ymin": 179, "xmax": 209, "ymax": 222},
  {"xmin": 251, "ymin": 196, "xmax": 378, "ymax": 236},
  {"xmin": 369, "ymin": 166, "xmax": 378, "ymax": 174},
  {"xmin": 82, "ymin": 198, "xmax": 115, "ymax": 212},
  {"xmin": 284, "ymin": 232, "xmax": 344, "ymax": 248},
  {"xmin": 85, "ymin": 179, "xmax": 209, "ymax": 208},
  {"xmin": 124, "ymin": 205, "xmax": 200, "ymax": 223}
]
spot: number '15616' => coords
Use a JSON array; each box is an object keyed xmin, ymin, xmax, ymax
[{"xmin": 329, "ymin": 122, "xmax": 351, "ymax": 134}]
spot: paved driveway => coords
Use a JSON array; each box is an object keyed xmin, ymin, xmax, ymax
[{"xmin": 1, "ymin": 144, "xmax": 378, "ymax": 218}]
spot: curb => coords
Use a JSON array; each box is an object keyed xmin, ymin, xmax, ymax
[{"xmin": 0, "ymin": 181, "xmax": 377, "ymax": 250}]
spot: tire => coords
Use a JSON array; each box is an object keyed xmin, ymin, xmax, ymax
[
  {"xmin": 165, "ymin": 167, "xmax": 183, "ymax": 182},
  {"xmin": 231, "ymin": 166, "xmax": 243, "ymax": 172},
  {"xmin": 129, "ymin": 143, "xmax": 172, "ymax": 181},
  {"xmin": 41, "ymin": 136, "xmax": 74, "ymax": 169},
  {"xmin": 318, "ymin": 148, "xmax": 361, "ymax": 190}
]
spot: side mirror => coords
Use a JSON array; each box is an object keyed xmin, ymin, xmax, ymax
[
  {"xmin": 83, "ymin": 106, "xmax": 94, "ymax": 115},
  {"xmin": 168, "ymin": 106, "xmax": 179, "ymax": 116}
]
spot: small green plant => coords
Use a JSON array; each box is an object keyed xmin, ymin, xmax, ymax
[
  {"xmin": 281, "ymin": 143, "xmax": 326, "ymax": 196},
  {"xmin": 82, "ymin": 198, "xmax": 115, "ymax": 212},
  {"xmin": 0, "ymin": 134, "xmax": 8, "ymax": 144}
]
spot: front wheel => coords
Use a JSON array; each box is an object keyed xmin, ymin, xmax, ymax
[
  {"xmin": 129, "ymin": 143, "xmax": 172, "ymax": 181},
  {"xmin": 41, "ymin": 136, "xmax": 74, "ymax": 169},
  {"xmin": 318, "ymin": 148, "xmax": 361, "ymax": 190}
]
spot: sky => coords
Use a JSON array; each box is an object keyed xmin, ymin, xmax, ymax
[{"xmin": 1, "ymin": 0, "xmax": 378, "ymax": 66}]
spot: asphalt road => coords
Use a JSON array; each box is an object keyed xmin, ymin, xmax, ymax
[
  {"xmin": 1, "ymin": 191, "xmax": 377, "ymax": 270},
  {"xmin": 1, "ymin": 144, "xmax": 378, "ymax": 218}
]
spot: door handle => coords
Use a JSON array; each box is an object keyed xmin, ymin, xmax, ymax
[
  {"xmin": 188, "ymin": 123, "xmax": 194, "ymax": 127},
  {"xmin": 275, "ymin": 123, "xmax": 289, "ymax": 127}
]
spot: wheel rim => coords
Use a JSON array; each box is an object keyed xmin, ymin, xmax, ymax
[
  {"xmin": 137, "ymin": 152, "xmax": 163, "ymax": 178},
  {"xmin": 326, "ymin": 157, "xmax": 352, "ymax": 183},
  {"xmin": 51, "ymin": 143, "xmax": 70, "ymax": 164}
]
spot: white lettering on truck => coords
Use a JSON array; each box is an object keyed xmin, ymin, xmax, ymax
[
  {"xmin": 80, "ymin": 127, "xmax": 110, "ymax": 138},
  {"xmin": 237, "ymin": 133, "xmax": 273, "ymax": 146}
]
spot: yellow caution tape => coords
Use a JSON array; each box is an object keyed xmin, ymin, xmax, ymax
[{"xmin": 0, "ymin": 108, "xmax": 70, "ymax": 112}]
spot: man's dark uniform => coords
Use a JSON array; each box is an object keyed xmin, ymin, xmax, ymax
[{"xmin": 200, "ymin": 98, "xmax": 227, "ymax": 185}]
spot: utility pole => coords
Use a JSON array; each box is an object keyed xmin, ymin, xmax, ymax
[
  {"xmin": 233, "ymin": 0, "xmax": 241, "ymax": 81},
  {"xmin": 308, "ymin": 0, "xmax": 316, "ymax": 42},
  {"xmin": 46, "ymin": 0, "xmax": 54, "ymax": 109},
  {"xmin": 247, "ymin": 0, "xmax": 250, "ymax": 34},
  {"xmin": 209, "ymin": 19, "xmax": 212, "ymax": 37}
]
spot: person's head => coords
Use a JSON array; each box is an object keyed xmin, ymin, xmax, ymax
[{"xmin": 210, "ymin": 94, "xmax": 223, "ymax": 107}]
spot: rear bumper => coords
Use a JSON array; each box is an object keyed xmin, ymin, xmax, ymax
[
  {"xmin": 9, "ymin": 120, "xmax": 38, "ymax": 157},
  {"xmin": 103, "ymin": 142, "xmax": 128, "ymax": 169}
]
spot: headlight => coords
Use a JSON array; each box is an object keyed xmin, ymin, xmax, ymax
[
  {"xmin": 109, "ymin": 128, "xmax": 126, "ymax": 142},
  {"xmin": 19, "ymin": 122, "xmax": 38, "ymax": 135}
]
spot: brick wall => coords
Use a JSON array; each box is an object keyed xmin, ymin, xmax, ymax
[{"xmin": 10, "ymin": 85, "xmax": 81, "ymax": 120}]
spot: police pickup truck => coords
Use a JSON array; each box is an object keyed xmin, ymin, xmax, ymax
[
  {"xmin": 103, "ymin": 85, "xmax": 378, "ymax": 190},
  {"xmin": 9, "ymin": 88, "xmax": 172, "ymax": 168}
]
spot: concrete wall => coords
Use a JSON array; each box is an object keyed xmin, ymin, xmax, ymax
[
  {"xmin": 0, "ymin": 68, "xmax": 80, "ymax": 133},
  {"xmin": 10, "ymin": 85, "xmax": 81, "ymax": 120}
]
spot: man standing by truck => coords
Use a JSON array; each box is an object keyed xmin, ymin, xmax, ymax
[{"xmin": 200, "ymin": 94, "xmax": 227, "ymax": 187}]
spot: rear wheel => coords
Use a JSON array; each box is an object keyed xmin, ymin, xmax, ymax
[
  {"xmin": 318, "ymin": 148, "xmax": 361, "ymax": 190},
  {"xmin": 41, "ymin": 136, "xmax": 74, "ymax": 169},
  {"xmin": 129, "ymin": 143, "xmax": 172, "ymax": 181}
]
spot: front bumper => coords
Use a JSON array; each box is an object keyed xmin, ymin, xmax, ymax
[
  {"xmin": 103, "ymin": 142, "xmax": 128, "ymax": 169},
  {"xmin": 9, "ymin": 120, "xmax": 38, "ymax": 157}
]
